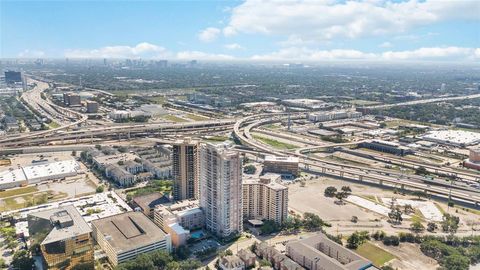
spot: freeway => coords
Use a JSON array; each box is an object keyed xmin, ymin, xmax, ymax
[
  {"xmin": 0, "ymin": 119, "xmax": 236, "ymax": 147},
  {"xmin": 233, "ymin": 113, "xmax": 480, "ymax": 207},
  {"xmin": 0, "ymin": 77, "xmax": 88, "ymax": 144},
  {"xmin": 363, "ymin": 93, "xmax": 480, "ymax": 110}
]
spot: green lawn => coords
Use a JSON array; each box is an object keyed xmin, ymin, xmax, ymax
[
  {"xmin": 146, "ymin": 96, "xmax": 166, "ymax": 104},
  {"xmin": 163, "ymin": 114, "xmax": 188, "ymax": 122},
  {"xmin": 185, "ymin": 113, "xmax": 209, "ymax": 121},
  {"xmin": 48, "ymin": 121, "xmax": 61, "ymax": 129},
  {"xmin": 355, "ymin": 242, "xmax": 395, "ymax": 267},
  {"xmin": 0, "ymin": 186, "xmax": 38, "ymax": 198},
  {"xmin": 253, "ymin": 135, "xmax": 297, "ymax": 150}
]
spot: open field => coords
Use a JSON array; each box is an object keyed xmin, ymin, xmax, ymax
[
  {"xmin": 162, "ymin": 114, "xmax": 189, "ymax": 122},
  {"xmin": 355, "ymin": 242, "xmax": 395, "ymax": 267},
  {"xmin": 253, "ymin": 135, "xmax": 297, "ymax": 150},
  {"xmin": 186, "ymin": 113, "xmax": 209, "ymax": 121},
  {"xmin": 0, "ymin": 186, "xmax": 38, "ymax": 198}
]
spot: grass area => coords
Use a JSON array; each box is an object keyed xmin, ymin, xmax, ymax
[
  {"xmin": 434, "ymin": 202, "xmax": 447, "ymax": 215},
  {"xmin": 0, "ymin": 186, "xmax": 38, "ymax": 198},
  {"xmin": 185, "ymin": 113, "xmax": 209, "ymax": 121},
  {"xmin": 347, "ymin": 100, "xmax": 382, "ymax": 106},
  {"xmin": 146, "ymin": 96, "xmax": 166, "ymax": 104},
  {"xmin": 253, "ymin": 135, "xmax": 297, "ymax": 150},
  {"xmin": 126, "ymin": 180, "xmax": 172, "ymax": 199},
  {"xmin": 264, "ymin": 123, "xmax": 281, "ymax": 129},
  {"xmin": 203, "ymin": 136, "xmax": 229, "ymax": 143},
  {"xmin": 163, "ymin": 114, "xmax": 189, "ymax": 122},
  {"xmin": 325, "ymin": 155, "xmax": 368, "ymax": 167},
  {"xmin": 48, "ymin": 121, "xmax": 61, "ymax": 129},
  {"xmin": 355, "ymin": 242, "xmax": 395, "ymax": 267},
  {"xmin": 410, "ymin": 209, "xmax": 425, "ymax": 223},
  {"xmin": 360, "ymin": 195, "xmax": 378, "ymax": 203},
  {"xmin": 1, "ymin": 191, "xmax": 51, "ymax": 211}
]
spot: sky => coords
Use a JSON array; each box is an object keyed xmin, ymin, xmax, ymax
[{"xmin": 1, "ymin": 0, "xmax": 479, "ymax": 62}]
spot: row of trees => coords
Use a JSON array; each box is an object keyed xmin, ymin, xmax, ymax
[
  {"xmin": 324, "ymin": 186, "xmax": 352, "ymax": 203},
  {"xmin": 260, "ymin": 212, "xmax": 329, "ymax": 235},
  {"xmin": 115, "ymin": 250, "xmax": 201, "ymax": 270}
]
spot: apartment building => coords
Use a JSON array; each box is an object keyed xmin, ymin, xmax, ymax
[
  {"xmin": 91, "ymin": 212, "xmax": 172, "ymax": 266},
  {"xmin": 154, "ymin": 200, "xmax": 204, "ymax": 247},
  {"xmin": 172, "ymin": 138, "xmax": 200, "ymax": 201},
  {"xmin": 200, "ymin": 142, "xmax": 243, "ymax": 238},
  {"xmin": 243, "ymin": 174, "xmax": 288, "ymax": 224},
  {"xmin": 27, "ymin": 205, "xmax": 93, "ymax": 270},
  {"xmin": 286, "ymin": 233, "xmax": 376, "ymax": 270},
  {"xmin": 264, "ymin": 155, "xmax": 299, "ymax": 177}
]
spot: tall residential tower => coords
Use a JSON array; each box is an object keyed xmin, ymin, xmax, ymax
[
  {"xmin": 200, "ymin": 142, "xmax": 243, "ymax": 238},
  {"xmin": 172, "ymin": 139, "xmax": 200, "ymax": 201}
]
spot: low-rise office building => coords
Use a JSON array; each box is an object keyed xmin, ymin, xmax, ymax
[
  {"xmin": 27, "ymin": 205, "xmax": 93, "ymax": 270},
  {"xmin": 359, "ymin": 140, "xmax": 412, "ymax": 156},
  {"xmin": 243, "ymin": 174, "xmax": 288, "ymax": 224},
  {"xmin": 286, "ymin": 233, "xmax": 375, "ymax": 270},
  {"xmin": 264, "ymin": 155, "xmax": 299, "ymax": 177},
  {"xmin": 91, "ymin": 212, "xmax": 172, "ymax": 266}
]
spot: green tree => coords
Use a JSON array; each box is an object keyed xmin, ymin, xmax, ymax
[
  {"xmin": 243, "ymin": 164, "xmax": 257, "ymax": 174},
  {"xmin": 388, "ymin": 207, "xmax": 403, "ymax": 224},
  {"xmin": 427, "ymin": 222, "xmax": 438, "ymax": 232},
  {"xmin": 11, "ymin": 250, "xmax": 34, "ymax": 270},
  {"xmin": 303, "ymin": 212, "xmax": 324, "ymax": 231},
  {"xmin": 410, "ymin": 221, "xmax": 425, "ymax": 233},
  {"xmin": 324, "ymin": 186, "xmax": 337, "ymax": 197},
  {"xmin": 441, "ymin": 214, "xmax": 460, "ymax": 234},
  {"xmin": 442, "ymin": 254, "xmax": 470, "ymax": 270},
  {"xmin": 96, "ymin": 185, "xmax": 104, "ymax": 193}
]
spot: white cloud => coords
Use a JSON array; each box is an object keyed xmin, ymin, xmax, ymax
[
  {"xmin": 176, "ymin": 51, "xmax": 235, "ymax": 60},
  {"xmin": 223, "ymin": 0, "xmax": 479, "ymax": 43},
  {"xmin": 198, "ymin": 27, "xmax": 221, "ymax": 42},
  {"xmin": 381, "ymin": 47, "xmax": 477, "ymax": 60},
  {"xmin": 251, "ymin": 47, "xmax": 376, "ymax": 61},
  {"xmin": 65, "ymin": 42, "xmax": 171, "ymax": 59},
  {"xmin": 251, "ymin": 46, "xmax": 479, "ymax": 61},
  {"xmin": 18, "ymin": 49, "xmax": 45, "ymax": 58},
  {"xmin": 379, "ymin": 42, "xmax": 393, "ymax": 48},
  {"xmin": 224, "ymin": 43, "xmax": 244, "ymax": 50}
]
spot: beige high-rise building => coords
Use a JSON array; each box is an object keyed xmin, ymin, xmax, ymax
[
  {"xmin": 243, "ymin": 174, "xmax": 288, "ymax": 225},
  {"xmin": 200, "ymin": 142, "xmax": 243, "ymax": 238},
  {"xmin": 173, "ymin": 138, "xmax": 200, "ymax": 201}
]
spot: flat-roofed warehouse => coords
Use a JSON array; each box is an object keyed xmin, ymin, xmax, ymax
[
  {"xmin": 91, "ymin": 211, "xmax": 172, "ymax": 266},
  {"xmin": 0, "ymin": 159, "xmax": 81, "ymax": 190},
  {"xmin": 422, "ymin": 130, "xmax": 480, "ymax": 147}
]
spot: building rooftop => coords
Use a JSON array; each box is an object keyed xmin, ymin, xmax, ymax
[
  {"xmin": 422, "ymin": 130, "xmax": 480, "ymax": 146},
  {"xmin": 133, "ymin": 192, "xmax": 170, "ymax": 211},
  {"xmin": 287, "ymin": 233, "xmax": 372, "ymax": 270},
  {"xmin": 29, "ymin": 205, "xmax": 91, "ymax": 245},
  {"xmin": 91, "ymin": 211, "xmax": 168, "ymax": 253},
  {"xmin": 22, "ymin": 160, "xmax": 81, "ymax": 181}
]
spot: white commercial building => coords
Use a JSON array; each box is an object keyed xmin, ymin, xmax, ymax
[
  {"xmin": 0, "ymin": 160, "xmax": 81, "ymax": 189},
  {"xmin": 307, "ymin": 110, "xmax": 362, "ymax": 122},
  {"xmin": 200, "ymin": 142, "xmax": 243, "ymax": 238},
  {"xmin": 422, "ymin": 130, "xmax": 480, "ymax": 147}
]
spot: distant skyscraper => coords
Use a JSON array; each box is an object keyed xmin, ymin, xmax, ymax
[
  {"xmin": 441, "ymin": 83, "xmax": 446, "ymax": 91},
  {"xmin": 200, "ymin": 142, "xmax": 242, "ymax": 238},
  {"xmin": 172, "ymin": 138, "xmax": 200, "ymax": 201},
  {"xmin": 103, "ymin": 58, "xmax": 107, "ymax": 66},
  {"xmin": 4, "ymin": 71, "xmax": 22, "ymax": 84}
]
